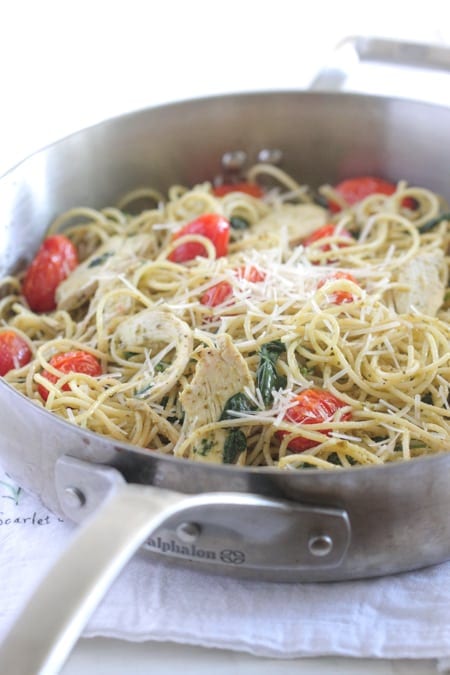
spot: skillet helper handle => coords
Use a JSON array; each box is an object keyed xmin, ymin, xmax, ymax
[{"xmin": 310, "ymin": 36, "xmax": 450, "ymax": 98}]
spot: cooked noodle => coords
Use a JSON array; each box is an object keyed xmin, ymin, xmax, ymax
[{"xmin": 2, "ymin": 165, "xmax": 450, "ymax": 470}]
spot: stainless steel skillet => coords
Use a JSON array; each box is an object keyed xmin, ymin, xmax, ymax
[{"xmin": 1, "ymin": 37, "xmax": 450, "ymax": 675}]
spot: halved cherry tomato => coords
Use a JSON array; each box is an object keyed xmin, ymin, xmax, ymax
[
  {"xmin": 0, "ymin": 330, "xmax": 32, "ymax": 376},
  {"xmin": 276, "ymin": 388, "xmax": 352, "ymax": 453},
  {"xmin": 235, "ymin": 265, "xmax": 266, "ymax": 283},
  {"xmin": 317, "ymin": 271, "xmax": 359, "ymax": 305},
  {"xmin": 22, "ymin": 235, "xmax": 78, "ymax": 313},
  {"xmin": 38, "ymin": 350, "xmax": 102, "ymax": 401},
  {"xmin": 213, "ymin": 182, "xmax": 264, "ymax": 198},
  {"xmin": 168, "ymin": 214, "xmax": 230, "ymax": 263},
  {"xmin": 329, "ymin": 176, "xmax": 417, "ymax": 213},
  {"xmin": 303, "ymin": 224, "xmax": 353, "ymax": 253},
  {"xmin": 200, "ymin": 281, "xmax": 233, "ymax": 307},
  {"xmin": 200, "ymin": 265, "xmax": 266, "ymax": 307}
]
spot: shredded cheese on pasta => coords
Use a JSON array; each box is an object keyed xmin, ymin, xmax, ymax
[{"xmin": 2, "ymin": 164, "xmax": 450, "ymax": 470}]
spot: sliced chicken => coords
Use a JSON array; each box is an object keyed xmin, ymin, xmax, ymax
[
  {"xmin": 180, "ymin": 333, "xmax": 254, "ymax": 464},
  {"xmin": 112, "ymin": 308, "xmax": 193, "ymax": 402},
  {"xmin": 393, "ymin": 250, "xmax": 447, "ymax": 316},
  {"xmin": 56, "ymin": 234, "xmax": 157, "ymax": 310}
]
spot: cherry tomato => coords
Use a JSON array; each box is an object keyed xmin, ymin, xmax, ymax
[
  {"xmin": 22, "ymin": 235, "xmax": 78, "ymax": 313},
  {"xmin": 38, "ymin": 350, "xmax": 102, "ymax": 401},
  {"xmin": 200, "ymin": 281, "xmax": 233, "ymax": 307},
  {"xmin": 168, "ymin": 214, "xmax": 230, "ymax": 263},
  {"xmin": 235, "ymin": 265, "xmax": 266, "ymax": 282},
  {"xmin": 328, "ymin": 176, "xmax": 396, "ymax": 213},
  {"xmin": 317, "ymin": 271, "xmax": 359, "ymax": 305},
  {"xmin": 303, "ymin": 224, "xmax": 353, "ymax": 253},
  {"xmin": 213, "ymin": 182, "xmax": 264, "ymax": 198},
  {"xmin": 0, "ymin": 330, "xmax": 32, "ymax": 376},
  {"xmin": 200, "ymin": 265, "xmax": 266, "ymax": 307},
  {"xmin": 277, "ymin": 388, "xmax": 352, "ymax": 453}
]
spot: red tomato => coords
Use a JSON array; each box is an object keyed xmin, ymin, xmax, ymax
[
  {"xmin": 277, "ymin": 388, "xmax": 352, "ymax": 453},
  {"xmin": 200, "ymin": 281, "xmax": 233, "ymax": 307},
  {"xmin": 213, "ymin": 182, "xmax": 264, "ymax": 198},
  {"xmin": 303, "ymin": 224, "xmax": 353, "ymax": 253},
  {"xmin": 317, "ymin": 271, "xmax": 359, "ymax": 305},
  {"xmin": 329, "ymin": 176, "xmax": 396, "ymax": 213},
  {"xmin": 235, "ymin": 265, "xmax": 266, "ymax": 282},
  {"xmin": 22, "ymin": 235, "xmax": 78, "ymax": 313},
  {"xmin": 0, "ymin": 330, "xmax": 32, "ymax": 376},
  {"xmin": 168, "ymin": 214, "xmax": 230, "ymax": 263},
  {"xmin": 200, "ymin": 265, "xmax": 266, "ymax": 307},
  {"xmin": 38, "ymin": 350, "xmax": 102, "ymax": 401}
]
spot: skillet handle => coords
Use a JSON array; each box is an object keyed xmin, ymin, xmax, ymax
[
  {"xmin": 0, "ymin": 482, "xmax": 190, "ymax": 675},
  {"xmin": 310, "ymin": 36, "xmax": 450, "ymax": 102},
  {"xmin": 0, "ymin": 456, "xmax": 350, "ymax": 675}
]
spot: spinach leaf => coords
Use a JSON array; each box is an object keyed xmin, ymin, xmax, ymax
[
  {"xmin": 418, "ymin": 212, "xmax": 450, "ymax": 234},
  {"xmin": 87, "ymin": 251, "xmax": 114, "ymax": 268},
  {"xmin": 230, "ymin": 216, "xmax": 250, "ymax": 230},
  {"xmin": 256, "ymin": 340, "xmax": 286, "ymax": 406},
  {"xmin": 223, "ymin": 429, "xmax": 247, "ymax": 464},
  {"xmin": 220, "ymin": 392, "xmax": 255, "ymax": 421}
]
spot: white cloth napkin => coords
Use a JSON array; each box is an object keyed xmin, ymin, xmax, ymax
[{"xmin": 1, "ymin": 463, "xmax": 450, "ymax": 672}]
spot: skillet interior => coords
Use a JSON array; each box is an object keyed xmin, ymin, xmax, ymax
[{"xmin": 0, "ymin": 90, "xmax": 450, "ymax": 580}]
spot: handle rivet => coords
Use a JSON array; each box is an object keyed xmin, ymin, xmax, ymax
[
  {"xmin": 257, "ymin": 148, "xmax": 283, "ymax": 165},
  {"xmin": 221, "ymin": 150, "xmax": 247, "ymax": 172},
  {"xmin": 176, "ymin": 522, "xmax": 201, "ymax": 543},
  {"xmin": 63, "ymin": 486, "xmax": 86, "ymax": 510},
  {"xmin": 308, "ymin": 534, "xmax": 333, "ymax": 557}
]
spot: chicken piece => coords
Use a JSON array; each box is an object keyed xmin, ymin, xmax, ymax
[
  {"xmin": 112, "ymin": 308, "xmax": 193, "ymax": 401},
  {"xmin": 254, "ymin": 204, "xmax": 328, "ymax": 245},
  {"xmin": 393, "ymin": 250, "xmax": 447, "ymax": 316},
  {"xmin": 180, "ymin": 333, "xmax": 254, "ymax": 464},
  {"xmin": 56, "ymin": 234, "xmax": 156, "ymax": 310}
]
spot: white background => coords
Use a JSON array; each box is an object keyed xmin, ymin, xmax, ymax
[{"xmin": 1, "ymin": 1, "xmax": 449, "ymax": 673}]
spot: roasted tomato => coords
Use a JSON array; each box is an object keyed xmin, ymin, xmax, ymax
[
  {"xmin": 168, "ymin": 213, "xmax": 230, "ymax": 263},
  {"xmin": 200, "ymin": 281, "xmax": 233, "ymax": 307},
  {"xmin": 317, "ymin": 271, "xmax": 359, "ymax": 305},
  {"xmin": 235, "ymin": 265, "xmax": 266, "ymax": 282},
  {"xmin": 22, "ymin": 235, "xmax": 78, "ymax": 313},
  {"xmin": 200, "ymin": 265, "xmax": 266, "ymax": 307},
  {"xmin": 328, "ymin": 176, "xmax": 416, "ymax": 213},
  {"xmin": 213, "ymin": 182, "xmax": 264, "ymax": 198},
  {"xmin": 38, "ymin": 350, "xmax": 102, "ymax": 401},
  {"xmin": 0, "ymin": 330, "xmax": 32, "ymax": 376},
  {"xmin": 277, "ymin": 388, "xmax": 352, "ymax": 452},
  {"xmin": 303, "ymin": 223, "xmax": 353, "ymax": 253}
]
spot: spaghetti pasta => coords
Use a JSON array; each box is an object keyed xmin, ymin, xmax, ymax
[{"xmin": 1, "ymin": 164, "xmax": 450, "ymax": 470}]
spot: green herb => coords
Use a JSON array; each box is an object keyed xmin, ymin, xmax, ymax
[
  {"xmin": 445, "ymin": 291, "xmax": 450, "ymax": 303},
  {"xmin": 421, "ymin": 392, "xmax": 433, "ymax": 405},
  {"xmin": 124, "ymin": 351, "xmax": 138, "ymax": 360},
  {"xmin": 155, "ymin": 361, "xmax": 168, "ymax": 373},
  {"xmin": 230, "ymin": 216, "xmax": 250, "ymax": 230},
  {"xmin": 256, "ymin": 340, "xmax": 286, "ymax": 406},
  {"xmin": 326, "ymin": 452, "xmax": 356, "ymax": 466},
  {"xmin": 220, "ymin": 392, "xmax": 255, "ymax": 421},
  {"xmin": 87, "ymin": 251, "xmax": 114, "ymax": 268},
  {"xmin": 311, "ymin": 191, "xmax": 329, "ymax": 209},
  {"xmin": 134, "ymin": 382, "xmax": 153, "ymax": 398},
  {"xmin": 418, "ymin": 212, "xmax": 450, "ymax": 234},
  {"xmin": 195, "ymin": 437, "xmax": 214, "ymax": 456},
  {"xmin": 223, "ymin": 428, "xmax": 247, "ymax": 464},
  {"xmin": 299, "ymin": 364, "xmax": 313, "ymax": 378}
]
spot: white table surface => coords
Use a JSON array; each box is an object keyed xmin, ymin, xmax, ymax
[{"xmin": 1, "ymin": 2, "xmax": 450, "ymax": 673}]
